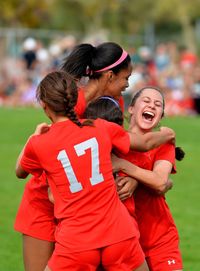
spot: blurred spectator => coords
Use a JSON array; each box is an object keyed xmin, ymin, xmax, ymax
[
  {"xmin": 1, "ymin": 37, "xmax": 200, "ymax": 116},
  {"xmin": 123, "ymin": 43, "xmax": 199, "ymax": 115},
  {"xmin": 22, "ymin": 37, "xmax": 37, "ymax": 70},
  {"xmin": 155, "ymin": 43, "xmax": 170, "ymax": 71}
]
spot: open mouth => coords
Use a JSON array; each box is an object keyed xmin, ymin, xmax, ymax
[{"xmin": 142, "ymin": 111, "xmax": 155, "ymax": 121}]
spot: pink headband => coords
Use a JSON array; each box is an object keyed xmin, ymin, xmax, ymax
[{"xmin": 95, "ymin": 50, "xmax": 128, "ymax": 73}]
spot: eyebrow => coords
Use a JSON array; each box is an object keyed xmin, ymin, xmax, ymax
[{"xmin": 142, "ymin": 96, "xmax": 163, "ymax": 104}]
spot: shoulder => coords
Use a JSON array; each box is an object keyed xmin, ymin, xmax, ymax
[
  {"xmin": 94, "ymin": 118, "xmax": 125, "ymax": 132},
  {"xmin": 157, "ymin": 142, "xmax": 175, "ymax": 152}
]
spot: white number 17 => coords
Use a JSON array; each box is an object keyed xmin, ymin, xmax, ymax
[{"xmin": 57, "ymin": 137, "xmax": 104, "ymax": 193}]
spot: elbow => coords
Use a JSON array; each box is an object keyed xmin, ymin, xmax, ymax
[
  {"xmin": 155, "ymin": 178, "xmax": 168, "ymax": 193},
  {"xmin": 15, "ymin": 168, "xmax": 28, "ymax": 179},
  {"xmin": 156, "ymin": 184, "xmax": 167, "ymax": 194}
]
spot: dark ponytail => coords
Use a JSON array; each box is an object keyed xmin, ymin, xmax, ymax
[
  {"xmin": 61, "ymin": 44, "xmax": 95, "ymax": 79},
  {"xmin": 175, "ymin": 147, "xmax": 185, "ymax": 161},
  {"xmin": 61, "ymin": 42, "xmax": 131, "ymax": 79}
]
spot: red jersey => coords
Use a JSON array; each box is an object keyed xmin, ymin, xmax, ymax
[
  {"xmin": 17, "ymin": 90, "xmax": 125, "ymax": 220},
  {"xmin": 119, "ymin": 143, "xmax": 179, "ymax": 256},
  {"xmin": 75, "ymin": 88, "xmax": 124, "ymax": 116},
  {"xmin": 118, "ymin": 96, "xmax": 125, "ymax": 113},
  {"xmin": 20, "ymin": 119, "xmax": 137, "ymax": 253},
  {"xmin": 74, "ymin": 88, "xmax": 87, "ymax": 117}
]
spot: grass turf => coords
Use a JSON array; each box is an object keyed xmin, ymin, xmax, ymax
[{"xmin": 0, "ymin": 107, "xmax": 199, "ymax": 270}]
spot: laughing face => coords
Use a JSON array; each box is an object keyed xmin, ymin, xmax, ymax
[{"xmin": 128, "ymin": 88, "xmax": 164, "ymax": 132}]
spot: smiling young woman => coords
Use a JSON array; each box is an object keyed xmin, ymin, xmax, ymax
[{"xmin": 114, "ymin": 86, "xmax": 184, "ymax": 271}]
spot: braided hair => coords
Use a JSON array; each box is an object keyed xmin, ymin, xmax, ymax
[{"xmin": 36, "ymin": 71, "xmax": 82, "ymax": 127}]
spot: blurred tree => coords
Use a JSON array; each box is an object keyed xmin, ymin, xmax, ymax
[
  {"xmin": 0, "ymin": 0, "xmax": 200, "ymax": 52},
  {"xmin": 153, "ymin": 0, "xmax": 200, "ymax": 53},
  {"xmin": 45, "ymin": 0, "xmax": 86, "ymax": 33},
  {"xmin": 0, "ymin": 0, "xmax": 49, "ymax": 27}
]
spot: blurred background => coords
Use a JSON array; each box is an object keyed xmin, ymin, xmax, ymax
[
  {"xmin": 1, "ymin": 0, "xmax": 200, "ymax": 114},
  {"xmin": 0, "ymin": 0, "xmax": 200, "ymax": 270}
]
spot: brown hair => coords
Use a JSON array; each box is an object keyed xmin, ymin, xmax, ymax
[
  {"xmin": 36, "ymin": 71, "xmax": 83, "ymax": 127},
  {"xmin": 84, "ymin": 96, "xmax": 123, "ymax": 126}
]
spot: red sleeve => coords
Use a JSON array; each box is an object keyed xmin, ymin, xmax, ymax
[
  {"xmin": 154, "ymin": 143, "xmax": 176, "ymax": 173},
  {"xmin": 97, "ymin": 119, "xmax": 130, "ymax": 154},
  {"xmin": 118, "ymin": 96, "xmax": 124, "ymax": 113},
  {"xmin": 75, "ymin": 88, "xmax": 87, "ymax": 118},
  {"xmin": 20, "ymin": 137, "xmax": 43, "ymax": 177}
]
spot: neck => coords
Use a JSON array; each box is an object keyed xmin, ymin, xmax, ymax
[
  {"xmin": 84, "ymin": 79, "xmax": 102, "ymax": 102},
  {"xmin": 43, "ymin": 103, "xmax": 69, "ymax": 124},
  {"xmin": 128, "ymin": 119, "xmax": 151, "ymax": 135},
  {"xmin": 51, "ymin": 115, "xmax": 69, "ymax": 123},
  {"xmin": 84, "ymin": 75, "xmax": 110, "ymax": 102}
]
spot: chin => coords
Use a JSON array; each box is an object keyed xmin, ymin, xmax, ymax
[{"xmin": 140, "ymin": 123, "xmax": 155, "ymax": 131}]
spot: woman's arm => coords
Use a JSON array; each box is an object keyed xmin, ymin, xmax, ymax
[
  {"xmin": 128, "ymin": 127, "xmax": 175, "ymax": 152},
  {"xmin": 15, "ymin": 142, "xmax": 30, "ymax": 179},
  {"xmin": 15, "ymin": 123, "xmax": 50, "ymax": 179},
  {"xmin": 112, "ymin": 155, "xmax": 173, "ymax": 194},
  {"xmin": 156, "ymin": 178, "xmax": 173, "ymax": 195}
]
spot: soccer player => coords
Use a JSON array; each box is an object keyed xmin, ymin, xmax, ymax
[
  {"xmin": 14, "ymin": 43, "xmax": 175, "ymax": 270},
  {"xmin": 102, "ymin": 87, "xmax": 184, "ymax": 271},
  {"xmin": 14, "ymin": 41, "xmax": 133, "ymax": 271},
  {"xmin": 15, "ymin": 71, "xmax": 174, "ymax": 270}
]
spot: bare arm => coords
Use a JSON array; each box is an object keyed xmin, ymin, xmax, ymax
[
  {"xmin": 112, "ymin": 155, "xmax": 173, "ymax": 194},
  {"xmin": 128, "ymin": 127, "xmax": 175, "ymax": 152},
  {"xmin": 155, "ymin": 178, "xmax": 173, "ymax": 195},
  {"xmin": 15, "ymin": 141, "xmax": 31, "ymax": 179},
  {"xmin": 15, "ymin": 123, "xmax": 50, "ymax": 179}
]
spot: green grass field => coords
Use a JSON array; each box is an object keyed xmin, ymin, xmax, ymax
[{"xmin": 0, "ymin": 107, "xmax": 200, "ymax": 270}]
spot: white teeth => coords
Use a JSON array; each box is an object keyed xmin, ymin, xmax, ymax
[{"xmin": 143, "ymin": 111, "xmax": 155, "ymax": 117}]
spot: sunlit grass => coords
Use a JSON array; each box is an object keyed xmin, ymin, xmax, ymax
[{"xmin": 0, "ymin": 107, "xmax": 199, "ymax": 270}]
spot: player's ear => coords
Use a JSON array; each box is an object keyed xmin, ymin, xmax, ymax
[
  {"xmin": 128, "ymin": 105, "xmax": 136, "ymax": 116},
  {"xmin": 104, "ymin": 70, "xmax": 114, "ymax": 82},
  {"xmin": 108, "ymin": 70, "xmax": 114, "ymax": 81}
]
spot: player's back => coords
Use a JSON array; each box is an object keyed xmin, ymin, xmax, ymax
[{"xmin": 27, "ymin": 118, "xmax": 136, "ymax": 253}]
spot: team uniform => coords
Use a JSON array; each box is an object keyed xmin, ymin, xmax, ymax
[
  {"xmin": 19, "ymin": 118, "xmax": 144, "ymax": 270},
  {"xmin": 14, "ymin": 90, "xmax": 125, "ymax": 242},
  {"xmin": 119, "ymin": 143, "xmax": 183, "ymax": 271}
]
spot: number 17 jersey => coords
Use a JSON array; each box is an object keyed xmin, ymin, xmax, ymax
[{"xmin": 20, "ymin": 118, "xmax": 137, "ymax": 253}]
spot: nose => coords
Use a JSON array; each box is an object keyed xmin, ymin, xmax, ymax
[{"xmin": 149, "ymin": 102, "xmax": 156, "ymax": 109}]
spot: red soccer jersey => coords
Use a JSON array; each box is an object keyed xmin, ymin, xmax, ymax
[
  {"xmin": 75, "ymin": 89, "xmax": 124, "ymax": 117},
  {"xmin": 74, "ymin": 88, "xmax": 87, "ymax": 117},
  {"xmin": 20, "ymin": 118, "xmax": 137, "ymax": 253},
  {"xmin": 118, "ymin": 96, "xmax": 125, "ymax": 113},
  {"xmin": 16, "ymin": 90, "xmax": 125, "ymax": 225},
  {"xmin": 119, "ymin": 143, "xmax": 179, "ymax": 256},
  {"xmin": 23, "ymin": 89, "xmax": 87, "ymax": 195}
]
